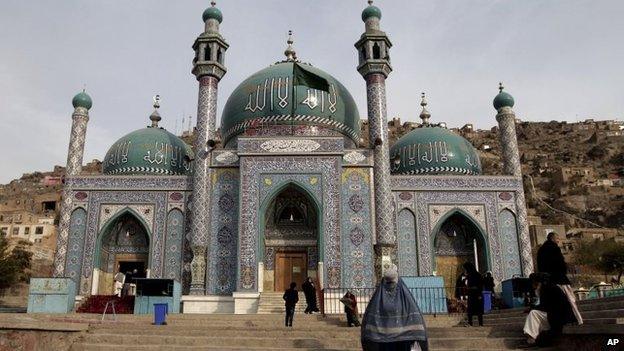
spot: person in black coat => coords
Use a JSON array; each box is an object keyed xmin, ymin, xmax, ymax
[
  {"xmin": 302, "ymin": 277, "xmax": 319, "ymax": 314},
  {"xmin": 283, "ymin": 282, "xmax": 299, "ymax": 327},
  {"xmin": 536, "ymin": 232, "xmax": 582, "ymax": 324},
  {"xmin": 523, "ymin": 273, "xmax": 576, "ymax": 346},
  {"xmin": 463, "ymin": 262, "xmax": 484, "ymax": 326}
]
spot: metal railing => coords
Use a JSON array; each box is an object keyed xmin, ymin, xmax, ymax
[{"xmin": 322, "ymin": 286, "xmax": 453, "ymax": 317}]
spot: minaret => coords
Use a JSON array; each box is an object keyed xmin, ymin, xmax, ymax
[
  {"xmin": 355, "ymin": 1, "xmax": 395, "ymax": 276},
  {"xmin": 189, "ymin": 1, "xmax": 229, "ymax": 295},
  {"xmin": 53, "ymin": 90, "xmax": 92, "ymax": 276},
  {"xmin": 494, "ymin": 83, "xmax": 534, "ymax": 276}
]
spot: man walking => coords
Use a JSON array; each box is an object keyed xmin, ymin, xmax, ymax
[
  {"xmin": 536, "ymin": 232, "xmax": 583, "ymax": 324},
  {"xmin": 283, "ymin": 282, "xmax": 299, "ymax": 327}
]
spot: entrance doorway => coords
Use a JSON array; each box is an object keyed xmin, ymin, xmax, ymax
[
  {"xmin": 262, "ymin": 184, "xmax": 319, "ymax": 292},
  {"xmin": 96, "ymin": 211, "xmax": 150, "ymax": 295},
  {"xmin": 275, "ymin": 252, "xmax": 307, "ymax": 291},
  {"xmin": 433, "ymin": 212, "xmax": 488, "ymax": 296}
]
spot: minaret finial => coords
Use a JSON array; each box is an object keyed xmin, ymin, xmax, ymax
[
  {"xmin": 284, "ymin": 30, "xmax": 297, "ymax": 61},
  {"xmin": 419, "ymin": 92, "xmax": 431, "ymax": 126},
  {"xmin": 211, "ymin": 1, "xmax": 216, "ymax": 7},
  {"xmin": 499, "ymin": 82, "xmax": 504, "ymax": 93},
  {"xmin": 150, "ymin": 94, "xmax": 162, "ymax": 128},
  {"xmin": 368, "ymin": 0, "xmax": 374, "ymax": 5}
]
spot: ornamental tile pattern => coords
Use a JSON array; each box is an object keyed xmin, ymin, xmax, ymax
[
  {"xmin": 237, "ymin": 137, "xmax": 343, "ymax": 154},
  {"xmin": 207, "ymin": 169, "xmax": 239, "ymax": 295},
  {"xmin": 515, "ymin": 190, "xmax": 534, "ymax": 275},
  {"xmin": 429, "ymin": 205, "xmax": 486, "ymax": 233},
  {"xmin": 53, "ymin": 188, "xmax": 73, "ymax": 276},
  {"xmin": 98, "ymin": 205, "xmax": 154, "ymax": 231},
  {"xmin": 238, "ymin": 156, "xmax": 341, "ymax": 291},
  {"xmin": 66, "ymin": 111, "xmax": 89, "ymax": 176},
  {"xmin": 397, "ymin": 209, "xmax": 418, "ymax": 277},
  {"xmin": 340, "ymin": 169, "xmax": 374, "ymax": 288},
  {"xmin": 498, "ymin": 209, "xmax": 522, "ymax": 277},
  {"xmin": 189, "ymin": 76, "xmax": 219, "ymax": 294},
  {"xmin": 79, "ymin": 191, "xmax": 167, "ymax": 295},
  {"xmin": 64, "ymin": 208, "xmax": 87, "ymax": 284},
  {"xmin": 164, "ymin": 209, "xmax": 185, "ymax": 281},
  {"xmin": 65, "ymin": 176, "xmax": 191, "ymax": 191},
  {"xmin": 366, "ymin": 74, "xmax": 395, "ymax": 245}
]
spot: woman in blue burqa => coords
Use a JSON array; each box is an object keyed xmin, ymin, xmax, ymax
[{"xmin": 361, "ymin": 264, "xmax": 429, "ymax": 351}]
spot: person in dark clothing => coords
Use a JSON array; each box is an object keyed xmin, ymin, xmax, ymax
[
  {"xmin": 483, "ymin": 272, "xmax": 495, "ymax": 292},
  {"xmin": 341, "ymin": 291, "xmax": 360, "ymax": 327},
  {"xmin": 302, "ymin": 277, "xmax": 319, "ymax": 314},
  {"xmin": 454, "ymin": 272, "xmax": 467, "ymax": 300},
  {"xmin": 463, "ymin": 262, "xmax": 484, "ymax": 326},
  {"xmin": 536, "ymin": 232, "xmax": 582, "ymax": 324},
  {"xmin": 523, "ymin": 273, "xmax": 576, "ymax": 346},
  {"xmin": 361, "ymin": 264, "xmax": 428, "ymax": 351},
  {"xmin": 283, "ymin": 282, "xmax": 299, "ymax": 327}
]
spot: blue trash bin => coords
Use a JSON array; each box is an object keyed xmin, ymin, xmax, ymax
[
  {"xmin": 483, "ymin": 291, "xmax": 492, "ymax": 313},
  {"xmin": 154, "ymin": 303, "xmax": 168, "ymax": 325}
]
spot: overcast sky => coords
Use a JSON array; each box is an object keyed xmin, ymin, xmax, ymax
[{"xmin": 1, "ymin": 0, "xmax": 623, "ymax": 183}]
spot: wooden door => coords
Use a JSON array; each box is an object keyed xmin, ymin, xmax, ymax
[{"xmin": 275, "ymin": 252, "xmax": 307, "ymax": 291}]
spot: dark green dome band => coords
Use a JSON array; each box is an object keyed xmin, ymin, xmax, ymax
[
  {"xmin": 390, "ymin": 127, "xmax": 482, "ymax": 176},
  {"xmin": 220, "ymin": 62, "xmax": 360, "ymax": 144},
  {"xmin": 103, "ymin": 127, "xmax": 194, "ymax": 176}
]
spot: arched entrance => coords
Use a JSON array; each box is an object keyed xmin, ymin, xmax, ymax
[
  {"xmin": 95, "ymin": 211, "xmax": 150, "ymax": 294},
  {"xmin": 261, "ymin": 184, "xmax": 320, "ymax": 292},
  {"xmin": 432, "ymin": 212, "xmax": 488, "ymax": 292}
]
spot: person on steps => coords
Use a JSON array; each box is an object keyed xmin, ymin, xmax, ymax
[
  {"xmin": 302, "ymin": 277, "xmax": 320, "ymax": 314},
  {"xmin": 341, "ymin": 291, "xmax": 360, "ymax": 327},
  {"xmin": 523, "ymin": 273, "xmax": 576, "ymax": 347},
  {"xmin": 536, "ymin": 232, "xmax": 583, "ymax": 325},
  {"xmin": 283, "ymin": 282, "xmax": 299, "ymax": 327},
  {"xmin": 463, "ymin": 262, "xmax": 484, "ymax": 326},
  {"xmin": 361, "ymin": 264, "xmax": 429, "ymax": 351}
]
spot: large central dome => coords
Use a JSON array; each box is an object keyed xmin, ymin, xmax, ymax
[{"xmin": 220, "ymin": 61, "xmax": 361, "ymax": 144}]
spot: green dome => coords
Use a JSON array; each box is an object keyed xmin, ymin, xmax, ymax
[
  {"xmin": 203, "ymin": 6, "xmax": 223, "ymax": 23},
  {"xmin": 390, "ymin": 127, "xmax": 482, "ymax": 175},
  {"xmin": 220, "ymin": 62, "xmax": 361, "ymax": 144},
  {"xmin": 493, "ymin": 91, "xmax": 514, "ymax": 110},
  {"xmin": 362, "ymin": 5, "xmax": 382, "ymax": 21},
  {"xmin": 103, "ymin": 127, "xmax": 194, "ymax": 176},
  {"xmin": 72, "ymin": 91, "xmax": 92, "ymax": 110}
]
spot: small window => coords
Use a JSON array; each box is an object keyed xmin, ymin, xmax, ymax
[
  {"xmin": 0, "ymin": 227, "xmax": 7, "ymax": 236},
  {"xmin": 0, "ymin": 215, "xmax": 3, "ymax": 221},
  {"xmin": 204, "ymin": 46, "xmax": 211, "ymax": 61},
  {"xmin": 35, "ymin": 226, "xmax": 44, "ymax": 235},
  {"xmin": 12, "ymin": 227, "xmax": 19, "ymax": 235},
  {"xmin": 217, "ymin": 48, "xmax": 223, "ymax": 64},
  {"xmin": 372, "ymin": 43, "xmax": 381, "ymax": 59},
  {"xmin": 24, "ymin": 227, "xmax": 30, "ymax": 235},
  {"xmin": 361, "ymin": 47, "xmax": 367, "ymax": 61}
]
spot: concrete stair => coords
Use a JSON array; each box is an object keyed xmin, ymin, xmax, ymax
[
  {"xmin": 257, "ymin": 292, "xmax": 312, "ymax": 314},
  {"xmin": 66, "ymin": 295, "xmax": 624, "ymax": 350}
]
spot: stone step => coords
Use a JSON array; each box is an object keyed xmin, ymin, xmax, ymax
[
  {"xmin": 486, "ymin": 300, "xmax": 624, "ymax": 316},
  {"xmin": 71, "ymin": 344, "xmax": 359, "ymax": 351},
  {"xmin": 485, "ymin": 309, "xmax": 624, "ymax": 322}
]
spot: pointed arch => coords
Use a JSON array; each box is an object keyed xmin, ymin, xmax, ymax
[
  {"xmin": 430, "ymin": 207, "xmax": 490, "ymax": 273},
  {"xmin": 94, "ymin": 207, "xmax": 152, "ymax": 272}
]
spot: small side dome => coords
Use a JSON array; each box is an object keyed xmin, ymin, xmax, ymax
[
  {"xmin": 362, "ymin": 2, "xmax": 382, "ymax": 21},
  {"xmin": 493, "ymin": 82, "xmax": 514, "ymax": 110},
  {"xmin": 103, "ymin": 128, "xmax": 194, "ymax": 176},
  {"xmin": 72, "ymin": 91, "xmax": 92, "ymax": 110},
  {"xmin": 203, "ymin": 3, "xmax": 223, "ymax": 23},
  {"xmin": 390, "ymin": 127, "xmax": 482, "ymax": 175}
]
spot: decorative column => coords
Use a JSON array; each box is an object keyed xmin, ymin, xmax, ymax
[
  {"xmin": 189, "ymin": 1, "xmax": 229, "ymax": 294},
  {"xmin": 53, "ymin": 91, "xmax": 92, "ymax": 276},
  {"xmin": 355, "ymin": 1, "xmax": 395, "ymax": 278},
  {"xmin": 494, "ymin": 83, "xmax": 534, "ymax": 276}
]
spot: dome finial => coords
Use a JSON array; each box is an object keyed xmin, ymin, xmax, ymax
[
  {"xmin": 150, "ymin": 94, "xmax": 162, "ymax": 128},
  {"xmin": 211, "ymin": 1, "xmax": 216, "ymax": 6},
  {"xmin": 284, "ymin": 30, "xmax": 297, "ymax": 61},
  {"xmin": 499, "ymin": 82, "xmax": 504, "ymax": 93},
  {"xmin": 419, "ymin": 92, "xmax": 431, "ymax": 126},
  {"xmin": 368, "ymin": 0, "xmax": 374, "ymax": 5}
]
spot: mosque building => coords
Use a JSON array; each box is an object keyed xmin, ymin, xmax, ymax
[{"xmin": 52, "ymin": 1, "xmax": 532, "ymax": 313}]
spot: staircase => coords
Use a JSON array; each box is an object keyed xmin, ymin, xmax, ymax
[
  {"xmin": 66, "ymin": 295, "xmax": 624, "ymax": 350},
  {"xmin": 257, "ymin": 292, "xmax": 310, "ymax": 314}
]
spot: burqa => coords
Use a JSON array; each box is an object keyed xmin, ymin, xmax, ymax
[
  {"xmin": 361, "ymin": 267, "xmax": 428, "ymax": 351},
  {"xmin": 464, "ymin": 262, "xmax": 484, "ymax": 326},
  {"xmin": 536, "ymin": 239, "xmax": 571, "ymax": 285}
]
